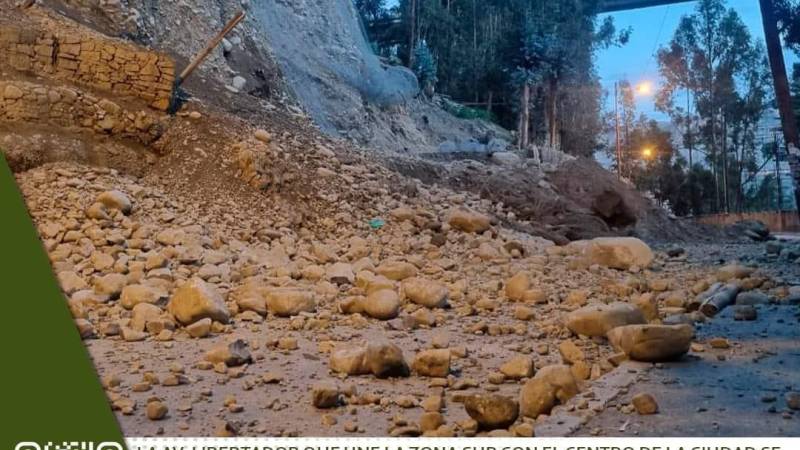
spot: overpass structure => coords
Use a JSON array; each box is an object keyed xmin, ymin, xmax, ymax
[{"xmin": 599, "ymin": 0, "xmax": 694, "ymax": 12}]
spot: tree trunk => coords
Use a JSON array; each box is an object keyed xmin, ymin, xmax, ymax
[
  {"xmin": 547, "ymin": 77, "xmax": 558, "ymax": 149},
  {"xmin": 408, "ymin": 0, "xmax": 417, "ymax": 68},
  {"xmin": 518, "ymin": 83, "xmax": 530, "ymax": 149},
  {"xmin": 722, "ymin": 114, "xmax": 729, "ymax": 213},
  {"xmin": 760, "ymin": 0, "xmax": 800, "ymax": 216},
  {"xmin": 687, "ymin": 88, "xmax": 693, "ymax": 168}
]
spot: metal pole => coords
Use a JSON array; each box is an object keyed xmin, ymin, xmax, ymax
[
  {"xmin": 759, "ymin": 0, "xmax": 800, "ymax": 215},
  {"xmin": 178, "ymin": 11, "xmax": 246, "ymax": 84}
]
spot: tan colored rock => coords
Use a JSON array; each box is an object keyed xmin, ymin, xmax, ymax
[
  {"xmin": 131, "ymin": 303, "xmax": 163, "ymax": 332},
  {"xmin": 231, "ymin": 283, "xmax": 269, "ymax": 316},
  {"xmin": 717, "ymin": 264, "xmax": 755, "ymax": 282},
  {"xmin": 266, "ymin": 288, "xmax": 315, "ymax": 317},
  {"xmin": 607, "ymin": 324, "xmax": 694, "ymax": 362},
  {"xmin": 519, "ymin": 365, "xmax": 578, "ymax": 419},
  {"xmin": 364, "ymin": 342, "xmax": 409, "ymax": 378},
  {"xmin": 186, "ymin": 318, "xmax": 212, "ymax": 338},
  {"xmin": 97, "ymin": 190, "xmax": 132, "ymax": 214},
  {"xmin": 402, "ymin": 277, "xmax": 448, "ymax": 308},
  {"xmin": 584, "ymin": 237, "xmax": 654, "ymax": 270},
  {"xmin": 412, "ymin": 349, "xmax": 451, "ymax": 377},
  {"xmin": 635, "ymin": 292, "xmax": 659, "ymax": 322},
  {"xmin": 167, "ymin": 278, "xmax": 230, "ymax": 325},
  {"xmin": 519, "ymin": 377, "xmax": 556, "ymax": 419},
  {"xmin": 205, "ymin": 339, "xmax": 252, "ymax": 367},
  {"xmin": 327, "ymin": 262, "xmax": 354, "ymax": 285},
  {"xmin": 376, "ymin": 261, "xmax": 417, "ymax": 281},
  {"xmin": 362, "ymin": 289, "xmax": 400, "ymax": 320},
  {"xmin": 86, "ymin": 202, "xmax": 110, "ymax": 220},
  {"xmin": 120, "ymin": 284, "xmax": 167, "ymax": 310},
  {"xmin": 330, "ymin": 346, "xmax": 369, "ymax": 376},
  {"xmin": 419, "ymin": 411, "xmax": 445, "ymax": 432},
  {"xmin": 464, "ymin": 394, "xmax": 519, "ymax": 430},
  {"xmin": 631, "ymin": 393, "xmax": 659, "ymax": 415},
  {"xmin": 565, "ymin": 302, "xmax": 646, "ymax": 337},
  {"xmin": 94, "ymin": 273, "xmax": 127, "ymax": 299},
  {"xmin": 447, "ymin": 207, "xmax": 491, "ymax": 233},
  {"xmin": 505, "ymin": 272, "xmax": 530, "ymax": 301},
  {"xmin": 311, "ymin": 382, "xmax": 340, "ymax": 408},
  {"xmin": 146, "ymin": 400, "xmax": 168, "ymax": 420},
  {"xmin": 499, "ymin": 355, "xmax": 534, "ymax": 379},
  {"xmin": 558, "ymin": 340, "xmax": 585, "ymax": 364}
]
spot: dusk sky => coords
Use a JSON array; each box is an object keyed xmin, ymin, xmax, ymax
[
  {"xmin": 597, "ymin": 0, "xmax": 799, "ymax": 120},
  {"xmin": 384, "ymin": 0, "xmax": 799, "ymax": 121}
]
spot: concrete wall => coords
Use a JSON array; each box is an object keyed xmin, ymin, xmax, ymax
[
  {"xmin": 0, "ymin": 13, "xmax": 174, "ymax": 110},
  {"xmin": 695, "ymin": 211, "xmax": 800, "ymax": 232}
]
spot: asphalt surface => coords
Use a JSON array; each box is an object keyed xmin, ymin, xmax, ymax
[{"xmin": 572, "ymin": 304, "xmax": 800, "ymax": 436}]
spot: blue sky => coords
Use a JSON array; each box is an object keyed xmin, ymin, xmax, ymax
[
  {"xmin": 597, "ymin": 0, "xmax": 799, "ymax": 119},
  {"xmin": 383, "ymin": 0, "xmax": 798, "ymax": 120}
]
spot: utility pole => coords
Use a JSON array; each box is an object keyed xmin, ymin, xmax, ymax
[{"xmin": 760, "ymin": 0, "xmax": 800, "ymax": 216}]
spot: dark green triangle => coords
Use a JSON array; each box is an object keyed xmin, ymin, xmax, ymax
[{"xmin": 0, "ymin": 155, "xmax": 125, "ymax": 448}]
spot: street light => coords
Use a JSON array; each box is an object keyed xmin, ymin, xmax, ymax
[
  {"xmin": 641, "ymin": 147, "xmax": 654, "ymax": 159},
  {"xmin": 614, "ymin": 80, "xmax": 654, "ymax": 179}
]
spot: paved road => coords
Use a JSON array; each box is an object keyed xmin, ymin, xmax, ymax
[{"xmin": 571, "ymin": 305, "xmax": 800, "ymax": 437}]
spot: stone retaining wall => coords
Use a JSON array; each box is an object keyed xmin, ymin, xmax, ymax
[
  {"xmin": 0, "ymin": 14, "xmax": 174, "ymax": 110},
  {"xmin": 0, "ymin": 79, "xmax": 163, "ymax": 144}
]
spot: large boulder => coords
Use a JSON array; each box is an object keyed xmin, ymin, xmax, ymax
[
  {"xmin": 565, "ymin": 302, "xmax": 646, "ymax": 337},
  {"xmin": 447, "ymin": 207, "xmax": 491, "ymax": 233},
  {"xmin": 464, "ymin": 394, "xmax": 519, "ymax": 430},
  {"xmin": 519, "ymin": 365, "xmax": 578, "ymax": 419},
  {"xmin": 266, "ymin": 288, "xmax": 315, "ymax": 317},
  {"xmin": 607, "ymin": 324, "xmax": 694, "ymax": 362},
  {"xmin": 167, "ymin": 278, "xmax": 230, "ymax": 325},
  {"xmin": 584, "ymin": 237, "xmax": 654, "ymax": 270},
  {"xmin": 402, "ymin": 277, "xmax": 448, "ymax": 308}
]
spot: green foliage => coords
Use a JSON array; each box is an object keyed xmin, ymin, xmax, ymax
[
  {"xmin": 355, "ymin": 0, "xmax": 388, "ymax": 22},
  {"xmin": 442, "ymin": 99, "xmax": 495, "ymax": 121},
  {"xmin": 655, "ymin": 0, "xmax": 772, "ymax": 214},
  {"xmin": 361, "ymin": 0, "xmax": 626, "ymax": 155},
  {"xmin": 413, "ymin": 40, "xmax": 438, "ymax": 95},
  {"xmin": 775, "ymin": 0, "xmax": 800, "ymax": 54}
]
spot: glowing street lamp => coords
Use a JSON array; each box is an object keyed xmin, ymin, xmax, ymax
[
  {"xmin": 614, "ymin": 80, "xmax": 654, "ymax": 178},
  {"xmin": 635, "ymin": 81, "xmax": 653, "ymax": 96},
  {"xmin": 641, "ymin": 147, "xmax": 654, "ymax": 159}
]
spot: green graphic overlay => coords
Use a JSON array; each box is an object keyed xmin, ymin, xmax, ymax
[{"xmin": 0, "ymin": 155, "xmax": 125, "ymax": 449}]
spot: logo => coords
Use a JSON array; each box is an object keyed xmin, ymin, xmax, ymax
[{"xmin": 15, "ymin": 443, "xmax": 124, "ymax": 450}]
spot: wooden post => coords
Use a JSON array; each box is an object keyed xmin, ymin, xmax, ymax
[
  {"xmin": 177, "ymin": 11, "xmax": 246, "ymax": 85},
  {"xmin": 760, "ymin": 0, "xmax": 800, "ymax": 216}
]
